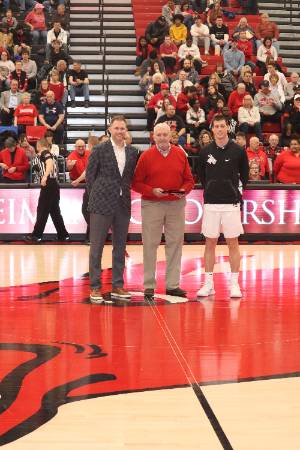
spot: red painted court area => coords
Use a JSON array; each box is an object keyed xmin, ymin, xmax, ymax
[{"xmin": 0, "ymin": 250, "xmax": 299, "ymax": 446}]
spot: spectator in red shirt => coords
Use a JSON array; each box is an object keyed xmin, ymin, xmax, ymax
[
  {"xmin": 159, "ymin": 35, "xmax": 178, "ymax": 74},
  {"xmin": 66, "ymin": 139, "xmax": 90, "ymax": 183},
  {"xmin": 228, "ymin": 83, "xmax": 247, "ymax": 119},
  {"xmin": 274, "ymin": 137, "xmax": 300, "ymax": 184},
  {"xmin": 176, "ymin": 85, "xmax": 197, "ymax": 120},
  {"xmin": 246, "ymin": 136, "xmax": 269, "ymax": 179},
  {"xmin": 24, "ymin": 3, "xmax": 47, "ymax": 46},
  {"xmin": 0, "ymin": 136, "xmax": 30, "ymax": 183},
  {"xmin": 256, "ymin": 12, "xmax": 280, "ymax": 53},
  {"xmin": 14, "ymin": 92, "xmax": 38, "ymax": 134},
  {"xmin": 49, "ymin": 69, "xmax": 65, "ymax": 105},
  {"xmin": 147, "ymin": 83, "xmax": 176, "ymax": 130}
]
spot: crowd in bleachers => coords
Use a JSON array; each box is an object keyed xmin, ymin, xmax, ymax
[
  {"xmin": 136, "ymin": 0, "xmax": 300, "ymax": 184},
  {"xmin": 0, "ymin": 0, "xmax": 93, "ymax": 184}
]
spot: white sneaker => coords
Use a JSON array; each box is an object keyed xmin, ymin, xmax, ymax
[
  {"xmin": 230, "ymin": 284, "xmax": 242, "ymax": 298},
  {"xmin": 197, "ymin": 284, "xmax": 215, "ymax": 297}
]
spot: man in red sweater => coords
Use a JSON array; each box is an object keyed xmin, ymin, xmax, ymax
[
  {"xmin": 66, "ymin": 139, "xmax": 90, "ymax": 183},
  {"xmin": 132, "ymin": 122, "xmax": 194, "ymax": 298},
  {"xmin": 228, "ymin": 83, "xmax": 247, "ymax": 119},
  {"xmin": 246, "ymin": 136, "xmax": 270, "ymax": 179},
  {"xmin": 0, "ymin": 136, "xmax": 30, "ymax": 183}
]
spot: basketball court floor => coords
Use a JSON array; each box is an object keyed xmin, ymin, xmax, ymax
[{"xmin": 0, "ymin": 243, "xmax": 299, "ymax": 449}]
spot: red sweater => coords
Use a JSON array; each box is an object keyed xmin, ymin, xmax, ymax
[
  {"xmin": 228, "ymin": 90, "xmax": 247, "ymax": 115},
  {"xmin": 176, "ymin": 92, "xmax": 189, "ymax": 112},
  {"xmin": 132, "ymin": 144, "xmax": 194, "ymax": 201},
  {"xmin": 67, "ymin": 149, "xmax": 90, "ymax": 181},
  {"xmin": 237, "ymin": 39, "xmax": 253, "ymax": 58},
  {"xmin": 148, "ymin": 92, "xmax": 176, "ymax": 110},
  {"xmin": 14, "ymin": 103, "xmax": 38, "ymax": 125},
  {"xmin": 49, "ymin": 82, "xmax": 65, "ymax": 103},
  {"xmin": 0, "ymin": 146, "xmax": 30, "ymax": 181},
  {"xmin": 273, "ymin": 150, "xmax": 300, "ymax": 184},
  {"xmin": 246, "ymin": 147, "xmax": 269, "ymax": 178}
]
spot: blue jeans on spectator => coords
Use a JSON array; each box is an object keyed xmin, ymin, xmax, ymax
[
  {"xmin": 31, "ymin": 30, "xmax": 47, "ymax": 45},
  {"xmin": 69, "ymin": 84, "xmax": 90, "ymax": 101},
  {"xmin": 2, "ymin": 0, "xmax": 10, "ymax": 9}
]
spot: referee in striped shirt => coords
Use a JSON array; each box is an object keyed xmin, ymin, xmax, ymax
[{"xmin": 25, "ymin": 138, "xmax": 69, "ymax": 242}]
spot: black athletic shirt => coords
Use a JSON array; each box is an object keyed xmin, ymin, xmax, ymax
[{"xmin": 197, "ymin": 139, "xmax": 249, "ymax": 204}]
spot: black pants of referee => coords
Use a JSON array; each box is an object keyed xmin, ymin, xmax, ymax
[{"xmin": 32, "ymin": 179, "xmax": 69, "ymax": 239}]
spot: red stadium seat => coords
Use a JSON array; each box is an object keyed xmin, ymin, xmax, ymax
[{"xmin": 26, "ymin": 126, "xmax": 47, "ymax": 143}]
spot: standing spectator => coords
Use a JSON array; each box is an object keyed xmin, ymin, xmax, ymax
[
  {"xmin": 228, "ymin": 83, "xmax": 247, "ymax": 119},
  {"xmin": 162, "ymin": 0, "xmax": 180, "ymax": 26},
  {"xmin": 21, "ymin": 49, "xmax": 37, "ymax": 90},
  {"xmin": 159, "ymin": 35, "xmax": 178, "ymax": 74},
  {"xmin": 145, "ymin": 16, "xmax": 169, "ymax": 48},
  {"xmin": 10, "ymin": 60, "xmax": 28, "ymax": 93},
  {"xmin": 0, "ymin": 136, "xmax": 29, "ymax": 183},
  {"xmin": 24, "ymin": 3, "xmax": 48, "ymax": 46},
  {"xmin": 223, "ymin": 39, "xmax": 245, "ymax": 76},
  {"xmin": 14, "ymin": 92, "xmax": 38, "ymax": 134},
  {"xmin": 132, "ymin": 122, "xmax": 194, "ymax": 298},
  {"xmin": 68, "ymin": 61, "xmax": 90, "ymax": 108},
  {"xmin": 25, "ymin": 138, "xmax": 70, "ymax": 242},
  {"xmin": 169, "ymin": 14, "xmax": 187, "ymax": 47},
  {"xmin": 197, "ymin": 114, "xmax": 249, "ymax": 298},
  {"xmin": 274, "ymin": 137, "xmax": 300, "ymax": 184},
  {"xmin": 39, "ymin": 90, "xmax": 65, "ymax": 144},
  {"xmin": 238, "ymin": 94, "xmax": 263, "ymax": 141},
  {"xmin": 210, "ymin": 16, "xmax": 229, "ymax": 55},
  {"xmin": 246, "ymin": 136, "xmax": 269, "ymax": 179},
  {"xmin": 254, "ymin": 80, "xmax": 282, "ymax": 125},
  {"xmin": 256, "ymin": 12, "xmax": 280, "ymax": 53},
  {"xmin": 0, "ymin": 79, "xmax": 21, "ymax": 125},
  {"xmin": 66, "ymin": 139, "xmax": 90, "ymax": 183},
  {"xmin": 86, "ymin": 115, "xmax": 139, "ymax": 303},
  {"xmin": 135, "ymin": 36, "xmax": 151, "ymax": 76},
  {"xmin": 190, "ymin": 15, "xmax": 210, "ymax": 55}
]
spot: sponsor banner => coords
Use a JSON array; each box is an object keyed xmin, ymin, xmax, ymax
[{"xmin": 0, "ymin": 188, "xmax": 299, "ymax": 234}]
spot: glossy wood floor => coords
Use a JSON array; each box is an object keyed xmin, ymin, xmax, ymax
[{"xmin": 0, "ymin": 244, "xmax": 299, "ymax": 450}]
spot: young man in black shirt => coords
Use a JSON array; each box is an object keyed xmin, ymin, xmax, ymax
[
  {"xmin": 25, "ymin": 138, "xmax": 69, "ymax": 242},
  {"xmin": 197, "ymin": 114, "xmax": 249, "ymax": 298},
  {"xmin": 68, "ymin": 61, "xmax": 90, "ymax": 108}
]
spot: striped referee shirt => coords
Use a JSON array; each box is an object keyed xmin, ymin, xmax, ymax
[{"xmin": 32, "ymin": 150, "xmax": 58, "ymax": 181}]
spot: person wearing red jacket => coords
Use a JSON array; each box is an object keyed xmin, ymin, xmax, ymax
[
  {"xmin": 132, "ymin": 122, "xmax": 194, "ymax": 299},
  {"xmin": 0, "ymin": 136, "xmax": 30, "ymax": 182},
  {"xmin": 147, "ymin": 83, "xmax": 176, "ymax": 130},
  {"xmin": 227, "ymin": 83, "xmax": 247, "ymax": 119},
  {"xmin": 246, "ymin": 136, "xmax": 270, "ymax": 179},
  {"xmin": 176, "ymin": 85, "xmax": 197, "ymax": 120},
  {"xmin": 237, "ymin": 31, "xmax": 253, "ymax": 60},
  {"xmin": 274, "ymin": 137, "xmax": 300, "ymax": 184}
]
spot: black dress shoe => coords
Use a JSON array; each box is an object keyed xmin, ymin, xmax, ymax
[
  {"xmin": 57, "ymin": 235, "xmax": 71, "ymax": 242},
  {"xmin": 166, "ymin": 287, "xmax": 186, "ymax": 297},
  {"xmin": 24, "ymin": 235, "xmax": 42, "ymax": 243}
]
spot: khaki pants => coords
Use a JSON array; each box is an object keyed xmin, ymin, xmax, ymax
[{"xmin": 141, "ymin": 198, "xmax": 186, "ymax": 290}]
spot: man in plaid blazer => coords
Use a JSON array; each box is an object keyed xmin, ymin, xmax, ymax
[{"xmin": 86, "ymin": 115, "xmax": 139, "ymax": 304}]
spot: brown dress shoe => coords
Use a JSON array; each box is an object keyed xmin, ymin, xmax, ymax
[
  {"xmin": 111, "ymin": 287, "xmax": 131, "ymax": 300},
  {"xmin": 90, "ymin": 288, "xmax": 104, "ymax": 304}
]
